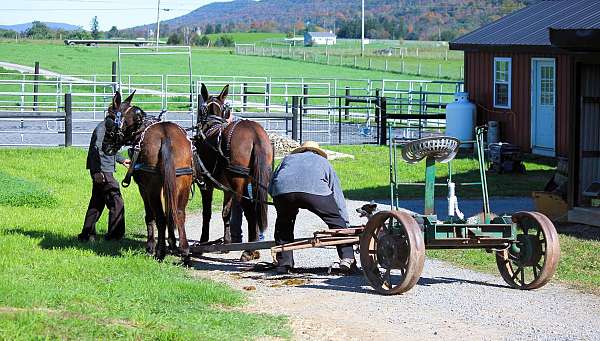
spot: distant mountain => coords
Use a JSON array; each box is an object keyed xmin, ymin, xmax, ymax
[
  {"xmin": 0, "ymin": 22, "xmax": 81, "ymax": 33},
  {"xmin": 127, "ymin": 0, "xmax": 542, "ymax": 41}
]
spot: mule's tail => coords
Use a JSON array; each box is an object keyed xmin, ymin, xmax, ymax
[
  {"xmin": 252, "ymin": 140, "xmax": 272, "ymax": 234},
  {"xmin": 160, "ymin": 137, "xmax": 178, "ymax": 238}
]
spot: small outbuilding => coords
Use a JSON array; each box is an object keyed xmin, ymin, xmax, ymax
[
  {"xmin": 450, "ymin": 0, "xmax": 600, "ymax": 224},
  {"xmin": 304, "ymin": 31, "xmax": 336, "ymax": 46}
]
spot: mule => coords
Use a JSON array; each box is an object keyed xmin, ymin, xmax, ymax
[
  {"xmin": 102, "ymin": 91, "xmax": 194, "ymax": 264},
  {"xmin": 193, "ymin": 83, "xmax": 273, "ymax": 261}
]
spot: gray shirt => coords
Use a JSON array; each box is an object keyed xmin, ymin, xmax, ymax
[
  {"xmin": 86, "ymin": 120, "xmax": 126, "ymax": 173},
  {"xmin": 269, "ymin": 152, "xmax": 349, "ymax": 225}
]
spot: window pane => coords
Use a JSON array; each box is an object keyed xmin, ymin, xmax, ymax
[
  {"xmin": 495, "ymin": 83, "xmax": 509, "ymax": 106},
  {"xmin": 495, "ymin": 61, "xmax": 509, "ymax": 82}
]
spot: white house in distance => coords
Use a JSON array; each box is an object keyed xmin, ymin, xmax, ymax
[{"xmin": 304, "ymin": 31, "xmax": 337, "ymax": 46}]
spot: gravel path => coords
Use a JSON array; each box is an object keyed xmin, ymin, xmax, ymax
[{"xmin": 186, "ymin": 199, "xmax": 600, "ymax": 340}]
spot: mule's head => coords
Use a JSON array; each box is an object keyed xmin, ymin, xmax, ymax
[
  {"xmin": 198, "ymin": 83, "xmax": 230, "ymax": 124},
  {"xmin": 102, "ymin": 90, "xmax": 145, "ymax": 155}
]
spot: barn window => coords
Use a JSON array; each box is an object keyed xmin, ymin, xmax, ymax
[{"xmin": 494, "ymin": 57, "xmax": 512, "ymax": 109}]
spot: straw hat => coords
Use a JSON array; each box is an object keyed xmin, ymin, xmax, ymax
[{"xmin": 290, "ymin": 141, "xmax": 328, "ymax": 159}]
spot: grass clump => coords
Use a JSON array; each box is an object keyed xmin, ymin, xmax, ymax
[{"xmin": 0, "ymin": 172, "xmax": 57, "ymax": 208}]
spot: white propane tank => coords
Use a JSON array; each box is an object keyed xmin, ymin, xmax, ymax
[{"xmin": 445, "ymin": 92, "xmax": 476, "ymax": 145}]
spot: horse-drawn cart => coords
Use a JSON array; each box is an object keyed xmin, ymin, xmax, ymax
[{"xmin": 190, "ymin": 127, "xmax": 560, "ymax": 295}]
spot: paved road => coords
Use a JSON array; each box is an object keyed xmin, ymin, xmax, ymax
[{"xmin": 184, "ymin": 199, "xmax": 599, "ymax": 340}]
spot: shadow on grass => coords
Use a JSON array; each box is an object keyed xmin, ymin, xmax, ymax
[
  {"xmin": 344, "ymin": 168, "xmax": 554, "ymax": 201},
  {"xmin": 4, "ymin": 227, "xmax": 145, "ymax": 257},
  {"xmin": 556, "ymin": 223, "xmax": 600, "ymax": 241}
]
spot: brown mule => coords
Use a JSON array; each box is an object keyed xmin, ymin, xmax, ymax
[
  {"xmin": 102, "ymin": 91, "xmax": 194, "ymax": 265},
  {"xmin": 194, "ymin": 84, "xmax": 273, "ymax": 261}
]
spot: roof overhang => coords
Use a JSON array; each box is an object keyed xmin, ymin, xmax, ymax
[
  {"xmin": 449, "ymin": 42, "xmax": 562, "ymax": 54},
  {"xmin": 549, "ymin": 28, "xmax": 600, "ymax": 52}
]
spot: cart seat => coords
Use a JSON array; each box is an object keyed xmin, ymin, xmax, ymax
[{"xmin": 401, "ymin": 136, "xmax": 460, "ymax": 164}]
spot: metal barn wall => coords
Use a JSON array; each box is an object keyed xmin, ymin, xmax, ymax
[{"xmin": 464, "ymin": 51, "xmax": 572, "ymax": 156}]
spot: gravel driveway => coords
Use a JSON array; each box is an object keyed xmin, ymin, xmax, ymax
[{"xmin": 186, "ymin": 199, "xmax": 600, "ymax": 340}]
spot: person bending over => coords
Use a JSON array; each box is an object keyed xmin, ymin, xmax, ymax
[{"xmin": 270, "ymin": 141, "xmax": 355, "ymax": 274}]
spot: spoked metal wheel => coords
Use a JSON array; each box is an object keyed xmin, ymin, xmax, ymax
[
  {"xmin": 496, "ymin": 211, "xmax": 560, "ymax": 290},
  {"xmin": 360, "ymin": 210, "xmax": 425, "ymax": 295}
]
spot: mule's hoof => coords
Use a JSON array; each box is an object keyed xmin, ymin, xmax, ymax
[
  {"xmin": 181, "ymin": 256, "xmax": 193, "ymax": 268},
  {"xmin": 240, "ymin": 250, "xmax": 260, "ymax": 261}
]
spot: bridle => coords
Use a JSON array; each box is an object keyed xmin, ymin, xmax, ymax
[
  {"xmin": 105, "ymin": 105, "xmax": 147, "ymax": 154},
  {"xmin": 199, "ymin": 97, "xmax": 231, "ymax": 124}
]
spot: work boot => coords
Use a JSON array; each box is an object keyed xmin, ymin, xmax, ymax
[{"xmin": 339, "ymin": 258, "xmax": 358, "ymax": 274}]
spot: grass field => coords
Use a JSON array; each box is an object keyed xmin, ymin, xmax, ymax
[
  {"xmin": 0, "ymin": 148, "xmax": 288, "ymax": 340},
  {"xmin": 0, "ymin": 40, "xmax": 433, "ymax": 81}
]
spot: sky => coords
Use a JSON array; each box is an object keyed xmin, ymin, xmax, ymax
[{"xmin": 0, "ymin": 0, "xmax": 225, "ymax": 30}]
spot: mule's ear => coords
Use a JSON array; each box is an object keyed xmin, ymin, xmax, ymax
[
  {"xmin": 218, "ymin": 84, "xmax": 229, "ymax": 101},
  {"xmin": 123, "ymin": 89, "xmax": 136, "ymax": 103},
  {"xmin": 112, "ymin": 91, "xmax": 122, "ymax": 109},
  {"xmin": 200, "ymin": 83, "xmax": 209, "ymax": 103}
]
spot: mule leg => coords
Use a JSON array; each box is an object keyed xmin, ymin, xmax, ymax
[
  {"xmin": 139, "ymin": 186, "xmax": 156, "ymax": 255},
  {"xmin": 176, "ymin": 180, "xmax": 191, "ymax": 266},
  {"xmin": 222, "ymin": 191, "xmax": 233, "ymax": 245},
  {"xmin": 200, "ymin": 188, "xmax": 213, "ymax": 243},
  {"xmin": 155, "ymin": 209, "xmax": 167, "ymax": 261},
  {"xmin": 240, "ymin": 198, "xmax": 260, "ymax": 261}
]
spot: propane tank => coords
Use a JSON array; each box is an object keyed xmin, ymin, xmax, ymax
[{"xmin": 445, "ymin": 92, "xmax": 476, "ymax": 145}]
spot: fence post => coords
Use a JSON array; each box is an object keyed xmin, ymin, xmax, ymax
[
  {"xmin": 64, "ymin": 93, "xmax": 72, "ymax": 147},
  {"xmin": 111, "ymin": 61, "xmax": 117, "ymax": 92},
  {"xmin": 385, "ymin": 59, "xmax": 388, "ymax": 71},
  {"xmin": 303, "ymin": 51, "xmax": 306, "ymax": 61},
  {"xmin": 418, "ymin": 63, "xmax": 422, "ymax": 75},
  {"xmin": 354, "ymin": 56, "xmax": 357, "ymax": 67},
  {"xmin": 242, "ymin": 83, "xmax": 248, "ymax": 111},
  {"xmin": 291, "ymin": 96, "xmax": 299, "ymax": 140},
  {"xmin": 438, "ymin": 64, "xmax": 441, "ymax": 78},
  {"xmin": 33, "ymin": 61, "xmax": 39, "ymax": 111},
  {"xmin": 379, "ymin": 97, "xmax": 387, "ymax": 145},
  {"xmin": 265, "ymin": 82, "xmax": 270, "ymax": 113},
  {"xmin": 302, "ymin": 84, "xmax": 309, "ymax": 115},
  {"xmin": 369, "ymin": 58, "xmax": 372, "ymax": 69},
  {"xmin": 344, "ymin": 86, "xmax": 350, "ymax": 120},
  {"xmin": 338, "ymin": 96, "xmax": 342, "ymax": 144}
]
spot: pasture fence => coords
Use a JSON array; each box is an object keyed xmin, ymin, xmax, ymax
[{"xmin": 0, "ymin": 70, "xmax": 462, "ymax": 147}]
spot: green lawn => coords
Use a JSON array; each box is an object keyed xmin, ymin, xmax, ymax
[
  {"xmin": 0, "ymin": 148, "xmax": 289, "ymax": 340},
  {"xmin": 0, "ymin": 40, "xmax": 434, "ymax": 82}
]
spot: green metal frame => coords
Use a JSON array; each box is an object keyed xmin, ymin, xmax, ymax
[{"xmin": 388, "ymin": 126, "xmax": 517, "ymax": 249}]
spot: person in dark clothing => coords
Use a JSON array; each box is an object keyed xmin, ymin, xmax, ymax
[
  {"xmin": 269, "ymin": 141, "xmax": 355, "ymax": 274},
  {"xmin": 78, "ymin": 119, "xmax": 130, "ymax": 242}
]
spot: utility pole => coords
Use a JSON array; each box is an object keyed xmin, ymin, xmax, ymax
[
  {"xmin": 361, "ymin": 0, "xmax": 365, "ymax": 57},
  {"xmin": 156, "ymin": 0, "xmax": 161, "ymax": 49}
]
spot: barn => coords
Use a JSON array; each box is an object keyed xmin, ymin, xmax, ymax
[
  {"xmin": 304, "ymin": 31, "xmax": 336, "ymax": 46},
  {"xmin": 450, "ymin": 0, "xmax": 600, "ymax": 224}
]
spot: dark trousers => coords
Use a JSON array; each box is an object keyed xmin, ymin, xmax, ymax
[
  {"xmin": 80, "ymin": 172, "xmax": 125, "ymax": 239},
  {"xmin": 273, "ymin": 192, "xmax": 354, "ymax": 267}
]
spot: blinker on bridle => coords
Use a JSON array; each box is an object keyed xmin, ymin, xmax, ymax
[{"xmin": 200, "ymin": 98, "xmax": 231, "ymax": 122}]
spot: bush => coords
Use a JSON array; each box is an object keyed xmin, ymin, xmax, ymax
[
  {"xmin": 215, "ymin": 34, "xmax": 234, "ymax": 47},
  {"xmin": 191, "ymin": 34, "xmax": 210, "ymax": 46},
  {"xmin": 0, "ymin": 172, "xmax": 57, "ymax": 208},
  {"xmin": 167, "ymin": 32, "xmax": 183, "ymax": 45}
]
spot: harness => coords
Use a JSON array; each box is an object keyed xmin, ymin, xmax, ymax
[
  {"xmin": 121, "ymin": 114, "xmax": 194, "ymax": 188},
  {"xmin": 192, "ymin": 99, "xmax": 270, "ymax": 204}
]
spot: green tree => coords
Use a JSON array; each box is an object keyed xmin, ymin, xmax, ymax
[
  {"xmin": 167, "ymin": 32, "xmax": 183, "ymax": 45},
  {"xmin": 106, "ymin": 26, "xmax": 119, "ymax": 39},
  {"xmin": 25, "ymin": 21, "xmax": 52, "ymax": 39},
  {"xmin": 191, "ymin": 34, "xmax": 210, "ymax": 46},
  {"xmin": 215, "ymin": 34, "xmax": 234, "ymax": 47},
  {"xmin": 66, "ymin": 29, "xmax": 92, "ymax": 40},
  {"xmin": 91, "ymin": 16, "xmax": 100, "ymax": 39},
  {"xmin": 205, "ymin": 24, "xmax": 214, "ymax": 34}
]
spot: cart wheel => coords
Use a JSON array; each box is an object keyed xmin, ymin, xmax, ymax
[
  {"xmin": 360, "ymin": 210, "xmax": 425, "ymax": 295},
  {"xmin": 496, "ymin": 211, "xmax": 560, "ymax": 290}
]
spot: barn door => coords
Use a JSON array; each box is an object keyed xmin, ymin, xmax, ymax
[
  {"xmin": 578, "ymin": 64, "xmax": 600, "ymax": 205},
  {"xmin": 531, "ymin": 59, "xmax": 556, "ymax": 156}
]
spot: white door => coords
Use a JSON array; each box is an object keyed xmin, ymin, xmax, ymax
[{"xmin": 531, "ymin": 59, "xmax": 556, "ymax": 156}]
